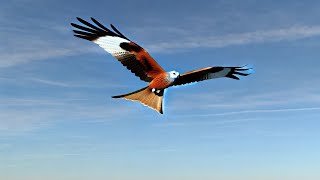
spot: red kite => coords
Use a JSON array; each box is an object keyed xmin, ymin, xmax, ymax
[{"xmin": 71, "ymin": 18, "xmax": 252, "ymax": 114}]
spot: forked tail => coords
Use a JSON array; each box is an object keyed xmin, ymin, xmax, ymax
[{"xmin": 112, "ymin": 86, "xmax": 165, "ymax": 114}]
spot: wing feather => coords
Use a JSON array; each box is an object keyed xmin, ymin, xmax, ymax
[
  {"xmin": 173, "ymin": 66, "xmax": 251, "ymax": 86},
  {"xmin": 76, "ymin": 17, "xmax": 105, "ymax": 32},
  {"xmin": 71, "ymin": 17, "xmax": 165, "ymax": 82}
]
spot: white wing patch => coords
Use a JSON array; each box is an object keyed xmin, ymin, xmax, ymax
[
  {"xmin": 208, "ymin": 68, "xmax": 231, "ymax": 79},
  {"xmin": 93, "ymin": 36, "xmax": 130, "ymax": 55}
]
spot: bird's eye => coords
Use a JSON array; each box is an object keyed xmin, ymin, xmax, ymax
[{"xmin": 173, "ymin": 73, "xmax": 176, "ymax": 75}]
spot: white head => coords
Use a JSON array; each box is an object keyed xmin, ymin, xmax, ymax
[{"xmin": 169, "ymin": 70, "xmax": 180, "ymax": 79}]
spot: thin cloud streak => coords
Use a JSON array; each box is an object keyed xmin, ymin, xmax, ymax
[
  {"xmin": 30, "ymin": 78, "xmax": 76, "ymax": 87},
  {"xmin": 153, "ymin": 117, "xmax": 259, "ymax": 128},
  {"xmin": 28, "ymin": 77, "xmax": 128, "ymax": 88},
  {"xmin": 170, "ymin": 86, "xmax": 320, "ymax": 111},
  {"xmin": 0, "ymin": 43, "xmax": 94, "ymax": 68},
  {"xmin": 147, "ymin": 25, "xmax": 320, "ymax": 52},
  {"xmin": 189, "ymin": 106, "xmax": 320, "ymax": 117},
  {"xmin": 0, "ymin": 76, "xmax": 128, "ymax": 89},
  {"xmin": 157, "ymin": 107, "xmax": 320, "ymax": 127}
]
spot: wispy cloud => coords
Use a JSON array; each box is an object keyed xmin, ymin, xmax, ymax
[
  {"xmin": 3, "ymin": 18, "xmax": 320, "ymax": 68},
  {"xmin": 147, "ymin": 25, "xmax": 320, "ymax": 52},
  {"xmin": 0, "ymin": 33, "xmax": 97, "ymax": 68},
  {"xmin": 29, "ymin": 78, "xmax": 76, "ymax": 87},
  {"xmin": 0, "ymin": 143, "xmax": 12, "ymax": 151},
  {"xmin": 0, "ymin": 16, "xmax": 98, "ymax": 68},
  {"xmin": 190, "ymin": 106, "xmax": 320, "ymax": 117},
  {"xmin": 170, "ymin": 86, "xmax": 320, "ymax": 112},
  {"xmin": 0, "ymin": 97, "xmax": 135, "ymax": 136},
  {"xmin": 0, "ymin": 48, "xmax": 76, "ymax": 68},
  {"xmin": 0, "ymin": 76, "xmax": 127, "ymax": 89},
  {"xmin": 156, "ymin": 106, "xmax": 320, "ymax": 127},
  {"xmin": 29, "ymin": 77, "xmax": 127, "ymax": 88},
  {"xmin": 153, "ymin": 117, "xmax": 259, "ymax": 128}
]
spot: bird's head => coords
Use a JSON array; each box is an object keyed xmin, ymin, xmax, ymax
[{"xmin": 169, "ymin": 70, "xmax": 180, "ymax": 79}]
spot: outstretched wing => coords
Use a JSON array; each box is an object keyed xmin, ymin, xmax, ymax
[
  {"xmin": 71, "ymin": 17, "xmax": 165, "ymax": 82},
  {"xmin": 172, "ymin": 66, "xmax": 251, "ymax": 86}
]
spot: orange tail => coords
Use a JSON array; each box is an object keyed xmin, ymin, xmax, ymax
[{"xmin": 112, "ymin": 86, "xmax": 164, "ymax": 114}]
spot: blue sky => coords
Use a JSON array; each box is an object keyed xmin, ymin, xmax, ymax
[{"xmin": 1, "ymin": 0, "xmax": 320, "ymax": 179}]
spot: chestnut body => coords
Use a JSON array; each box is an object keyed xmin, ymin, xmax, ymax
[{"xmin": 149, "ymin": 72, "xmax": 173, "ymax": 90}]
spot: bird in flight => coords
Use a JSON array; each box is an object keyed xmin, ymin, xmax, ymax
[{"xmin": 71, "ymin": 17, "xmax": 252, "ymax": 114}]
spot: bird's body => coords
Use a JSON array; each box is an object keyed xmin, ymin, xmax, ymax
[
  {"xmin": 71, "ymin": 17, "xmax": 252, "ymax": 114},
  {"xmin": 149, "ymin": 72, "xmax": 176, "ymax": 89}
]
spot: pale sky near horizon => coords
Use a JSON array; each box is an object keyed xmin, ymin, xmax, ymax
[{"xmin": 1, "ymin": 0, "xmax": 320, "ymax": 180}]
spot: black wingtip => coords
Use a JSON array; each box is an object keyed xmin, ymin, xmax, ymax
[
  {"xmin": 71, "ymin": 17, "xmax": 131, "ymax": 42},
  {"xmin": 234, "ymin": 71, "xmax": 250, "ymax": 76},
  {"xmin": 90, "ymin": 17, "xmax": 99, "ymax": 24},
  {"xmin": 112, "ymin": 95, "xmax": 122, "ymax": 98},
  {"xmin": 226, "ymin": 65, "xmax": 253, "ymax": 80},
  {"xmin": 110, "ymin": 24, "xmax": 130, "ymax": 40},
  {"xmin": 73, "ymin": 34, "xmax": 91, "ymax": 41},
  {"xmin": 236, "ymin": 68, "xmax": 252, "ymax": 71},
  {"xmin": 226, "ymin": 74, "xmax": 240, "ymax": 80},
  {"xmin": 76, "ymin": 17, "xmax": 83, "ymax": 22}
]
